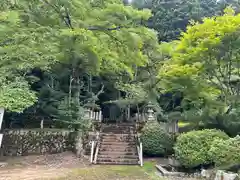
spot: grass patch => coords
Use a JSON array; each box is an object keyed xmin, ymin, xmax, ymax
[
  {"xmin": 143, "ymin": 160, "xmax": 157, "ymax": 172},
  {"xmin": 51, "ymin": 164, "xmax": 162, "ymax": 180}
]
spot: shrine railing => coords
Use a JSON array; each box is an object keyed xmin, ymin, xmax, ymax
[{"xmin": 83, "ymin": 108, "xmax": 102, "ymax": 122}]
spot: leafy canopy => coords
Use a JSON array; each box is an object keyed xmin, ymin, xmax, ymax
[
  {"xmin": 159, "ymin": 7, "xmax": 240, "ymax": 118},
  {"xmin": 0, "ymin": 0, "xmax": 158, "ymax": 112}
]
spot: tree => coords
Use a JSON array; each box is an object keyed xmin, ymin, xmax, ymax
[
  {"xmin": 151, "ymin": 0, "xmax": 223, "ymax": 42},
  {"xmin": 0, "ymin": 0, "xmax": 158, "ymax": 114},
  {"xmin": 131, "ymin": 0, "xmax": 240, "ymax": 42},
  {"xmin": 159, "ymin": 7, "xmax": 240, "ymax": 134}
]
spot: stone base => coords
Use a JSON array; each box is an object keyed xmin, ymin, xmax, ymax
[
  {"xmin": 156, "ymin": 164, "xmax": 184, "ymax": 177},
  {"xmin": 156, "ymin": 164, "xmax": 202, "ymax": 178}
]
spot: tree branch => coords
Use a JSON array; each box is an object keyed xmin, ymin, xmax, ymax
[
  {"xmin": 41, "ymin": 0, "xmax": 73, "ymax": 29},
  {"xmin": 88, "ymin": 26, "xmax": 126, "ymax": 31},
  {"xmin": 41, "ymin": 0, "xmax": 135, "ymax": 31},
  {"xmin": 96, "ymin": 84, "xmax": 105, "ymax": 97}
]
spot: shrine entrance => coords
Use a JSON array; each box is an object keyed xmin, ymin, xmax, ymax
[
  {"xmin": 101, "ymin": 104, "xmax": 122, "ymax": 123},
  {"xmin": 100, "ymin": 103, "xmax": 149, "ymax": 124},
  {"xmin": 87, "ymin": 103, "xmax": 157, "ymax": 166}
]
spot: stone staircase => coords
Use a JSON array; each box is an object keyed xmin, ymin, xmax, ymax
[{"xmin": 96, "ymin": 123, "xmax": 139, "ymax": 165}]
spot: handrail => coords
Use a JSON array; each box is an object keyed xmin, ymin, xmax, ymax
[
  {"xmin": 93, "ymin": 131, "xmax": 100, "ymax": 164},
  {"xmin": 90, "ymin": 140, "xmax": 95, "ymax": 163},
  {"xmin": 135, "ymin": 132, "xmax": 143, "ymax": 167},
  {"xmin": 93, "ymin": 143, "xmax": 99, "ymax": 164},
  {"xmin": 139, "ymin": 142, "xmax": 143, "ymax": 166},
  {"xmin": 90, "ymin": 130, "xmax": 101, "ymax": 164}
]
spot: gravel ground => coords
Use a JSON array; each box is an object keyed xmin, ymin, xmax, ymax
[{"xmin": 0, "ymin": 152, "xmax": 199, "ymax": 180}]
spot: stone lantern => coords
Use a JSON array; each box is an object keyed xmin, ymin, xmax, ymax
[
  {"xmin": 83, "ymin": 108, "xmax": 91, "ymax": 120},
  {"xmin": 147, "ymin": 109, "xmax": 155, "ymax": 122},
  {"xmin": 146, "ymin": 102, "xmax": 156, "ymax": 122}
]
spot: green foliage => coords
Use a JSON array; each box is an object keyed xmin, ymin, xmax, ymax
[
  {"xmin": 209, "ymin": 135, "xmax": 240, "ymax": 168},
  {"xmin": 0, "ymin": 77, "xmax": 37, "ymax": 112},
  {"xmin": 132, "ymin": 0, "xmax": 240, "ymax": 42},
  {"xmin": 53, "ymin": 97, "xmax": 90, "ymax": 129},
  {"xmin": 195, "ymin": 105, "xmax": 240, "ymax": 137},
  {"xmin": 0, "ymin": 0, "xmax": 160, "ymax": 115},
  {"xmin": 174, "ymin": 129, "xmax": 229, "ymax": 168},
  {"xmin": 141, "ymin": 122, "xmax": 174, "ymax": 156},
  {"xmin": 151, "ymin": 0, "xmax": 221, "ymax": 41},
  {"xmin": 159, "ymin": 8, "xmax": 240, "ymax": 130}
]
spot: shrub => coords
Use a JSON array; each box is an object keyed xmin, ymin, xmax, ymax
[
  {"xmin": 174, "ymin": 129, "xmax": 229, "ymax": 168},
  {"xmin": 141, "ymin": 122, "xmax": 174, "ymax": 156},
  {"xmin": 209, "ymin": 135, "xmax": 240, "ymax": 169}
]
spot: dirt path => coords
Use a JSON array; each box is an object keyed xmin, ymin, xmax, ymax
[
  {"xmin": 0, "ymin": 152, "xmax": 199, "ymax": 180},
  {"xmin": 0, "ymin": 152, "xmax": 89, "ymax": 180},
  {"xmin": 0, "ymin": 167, "xmax": 72, "ymax": 180}
]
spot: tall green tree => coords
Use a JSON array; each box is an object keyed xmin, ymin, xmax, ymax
[
  {"xmin": 0, "ymin": 0, "xmax": 158, "ymax": 114},
  {"xmin": 159, "ymin": 7, "xmax": 240, "ymax": 135},
  {"xmin": 132, "ymin": 0, "xmax": 240, "ymax": 42}
]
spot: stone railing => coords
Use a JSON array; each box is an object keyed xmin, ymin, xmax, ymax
[
  {"xmin": 1, "ymin": 129, "xmax": 79, "ymax": 156},
  {"xmin": 83, "ymin": 108, "xmax": 102, "ymax": 122}
]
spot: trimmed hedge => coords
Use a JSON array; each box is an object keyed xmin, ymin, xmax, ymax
[
  {"xmin": 141, "ymin": 122, "xmax": 174, "ymax": 156},
  {"xmin": 174, "ymin": 129, "xmax": 229, "ymax": 168},
  {"xmin": 209, "ymin": 135, "xmax": 240, "ymax": 168}
]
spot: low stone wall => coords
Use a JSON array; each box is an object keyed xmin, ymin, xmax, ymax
[{"xmin": 1, "ymin": 129, "xmax": 80, "ymax": 156}]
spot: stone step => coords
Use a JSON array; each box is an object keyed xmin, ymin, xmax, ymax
[
  {"xmin": 97, "ymin": 158, "xmax": 139, "ymax": 165},
  {"xmin": 95, "ymin": 124, "xmax": 139, "ymax": 165},
  {"xmin": 98, "ymin": 154, "xmax": 138, "ymax": 159},
  {"xmin": 101, "ymin": 142, "xmax": 136, "ymax": 146},
  {"xmin": 101, "ymin": 138, "xmax": 135, "ymax": 142},
  {"xmin": 102, "ymin": 130, "xmax": 132, "ymax": 134},
  {"xmin": 101, "ymin": 133, "xmax": 135, "ymax": 137},
  {"xmin": 102, "ymin": 135, "xmax": 134, "ymax": 138},
  {"xmin": 100, "ymin": 146, "xmax": 137, "ymax": 152},
  {"xmin": 97, "ymin": 157, "xmax": 139, "ymax": 161},
  {"xmin": 100, "ymin": 147, "xmax": 136, "ymax": 151},
  {"xmin": 102, "ymin": 134, "xmax": 131, "ymax": 136},
  {"xmin": 96, "ymin": 161, "xmax": 139, "ymax": 165},
  {"xmin": 102, "ymin": 126, "xmax": 133, "ymax": 130},
  {"xmin": 102, "ymin": 136, "xmax": 135, "ymax": 139},
  {"xmin": 102, "ymin": 124, "xmax": 135, "ymax": 127},
  {"xmin": 102, "ymin": 127, "xmax": 132, "ymax": 129},
  {"xmin": 102, "ymin": 139, "xmax": 135, "ymax": 143},
  {"xmin": 101, "ymin": 134, "xmax": 135, "ymax": 138},
  {"xmin": 99, "ymin": 151, "xmax": 138, "ymax": 156},
  {"xmin": 102, "ymin": 125, "xmax": 133, "ymax": 128}
]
